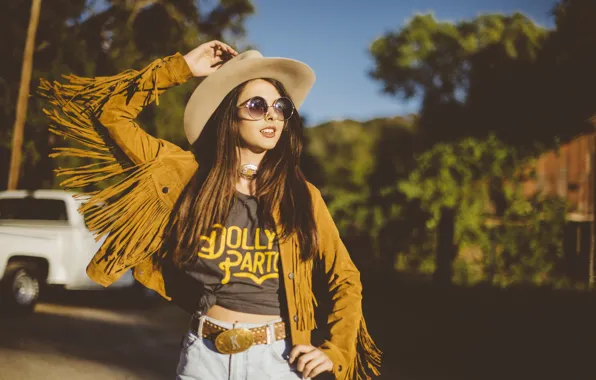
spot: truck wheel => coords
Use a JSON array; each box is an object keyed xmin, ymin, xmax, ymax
[{"xmin": 1, "ymin": 264, "xmax": 41, "ymax": 314}]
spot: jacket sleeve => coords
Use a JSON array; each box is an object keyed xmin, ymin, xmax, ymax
[
  {"xmin": 95, "ymin": 53, "xmax": 193, "ymax": 164},
  {"xmin": 38, "ymin": 53, "xmax": 197, "ymax": 284},
  {"xmin": 312, "ymin": 189, "xmax": 382, "ymax": 380}
]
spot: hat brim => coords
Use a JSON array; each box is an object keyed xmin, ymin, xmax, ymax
[{"xmin": 183, "ymin": 51, "xmax": 315, "ymax": 145}]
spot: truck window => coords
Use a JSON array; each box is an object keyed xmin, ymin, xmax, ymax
[{"xmin": 0, "ymin": 198, "xmax": 68, "ymax": 221}]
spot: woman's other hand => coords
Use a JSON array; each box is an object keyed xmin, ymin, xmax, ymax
[
  {"xmin": 183, "ymin": 40, "xmax": 238, "ymax": 77},
  {"xmin": 288, "ymin": 344, "xmax": 333, "ymax": 378}
]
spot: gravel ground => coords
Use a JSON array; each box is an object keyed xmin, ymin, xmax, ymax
[{"xmin": 0, "ymin": 289, "xmax": 190, "ymax": 380}]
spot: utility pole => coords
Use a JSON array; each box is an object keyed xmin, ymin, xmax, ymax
[
  {"xmin": 7, "ymin": 0, "xmax": 42, "ymax": 190},
  {"xmin": 589, "ymin": 129, "xmax": 595, "ymax": 290}
]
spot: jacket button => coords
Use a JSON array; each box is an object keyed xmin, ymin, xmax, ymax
[
  {"xmin": 162, "ymin": 186, "xmax": 169, "ymax": 194},
  {"xmin": 293, "ymin": 315, "xmax": 298, "ymax": 322},
  {"xmin": 338, "ymin": 364, "xmax": 343, "ymax": 372},
  {"xmin": 288, "ymin": 272, "xmax": 294, "ymax": 280}
]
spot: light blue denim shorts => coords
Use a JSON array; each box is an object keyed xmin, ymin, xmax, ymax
[{"xmin": 176, "ymin": 315, "xmax": 303, "ymax": 380}]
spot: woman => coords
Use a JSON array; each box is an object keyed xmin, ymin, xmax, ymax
[{"xmin": 39, "ymin": 41, "xmax": 381, "ymax": 380}]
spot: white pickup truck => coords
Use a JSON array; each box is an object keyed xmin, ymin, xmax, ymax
[{"xmin": 0, "ymin": 189, "xmax": 135, "ymax": 312}]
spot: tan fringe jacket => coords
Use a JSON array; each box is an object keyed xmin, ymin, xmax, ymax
[{"xmin": 39, "ymin": 53, "xmax": 381, "ymax": 379}]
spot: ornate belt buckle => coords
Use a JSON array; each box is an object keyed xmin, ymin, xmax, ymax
[{"xmin": 215, "ymin": 328, "xmax": 254, "ymax": 354}]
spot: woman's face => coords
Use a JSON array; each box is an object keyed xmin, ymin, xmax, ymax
[{"xmin": 236, "ymin": 79, "xmax": 285, "ymax": 153}]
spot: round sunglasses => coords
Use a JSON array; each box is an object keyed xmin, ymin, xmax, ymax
[{"xmin": 237, "ymin": 96, "xmax": 295, "ymax": 121}]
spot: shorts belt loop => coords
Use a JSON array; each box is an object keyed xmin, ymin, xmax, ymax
[
  {"xmin": 197, "ymin": 315, "xmax": 206, "ymax": 340},
  {"xmin": 267, "ymin": 322, "xmax": 275, "ymax": 344}
]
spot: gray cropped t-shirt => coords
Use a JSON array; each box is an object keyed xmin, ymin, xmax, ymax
[{"xmin": 185, "ymin": 191, "xmax": 282, "ymax": 315}]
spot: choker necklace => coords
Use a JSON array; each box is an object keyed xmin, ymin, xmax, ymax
[{"xmin": 238, "ymin": 163, "xmax": 258, "ymax": 180}]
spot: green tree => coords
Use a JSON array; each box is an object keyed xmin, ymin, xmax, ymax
[
  {"xmin": 304, "ymin": 116, "xmax": 416, "ymax": 271},
  {"xmin": 534, "ymin": 0, "xmax": 596, "ymax": 140},
  {"xmin": 395, "ymin": 136, "xmax": 517, "ymax": 283},
  {"xmin": 390, "ymin": 135, "xmax": 570, "ymax": 286},
  {"xmin": 367, "ymin": 12, "xmax": 563, "ymax": 284},
  {"xmin": 1, "ymin": 0, "xmax": 254, "ymax": 190},
  {"xmin": 369, "ymin": 13, "xmax": 547, "ymax": 146},
  {"xmin": 1, "ymin": 0, "xmax": 90, "ymax": 190}
]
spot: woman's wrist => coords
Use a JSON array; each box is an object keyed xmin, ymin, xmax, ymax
[{"xmin": 183, "ymin": 53, "xmax": 200, "ymax": 77}]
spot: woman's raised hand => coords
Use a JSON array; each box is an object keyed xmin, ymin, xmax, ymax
[{"xmin": 183, "ymin": 40, "xmax": 238, "ymax": 77}]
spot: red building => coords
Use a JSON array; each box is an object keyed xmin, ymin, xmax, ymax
[
  {"xmin": 524, "ymin": 132, "xmax": 595, "ymax": 284},
  {"xmin": 526, "ymin": 132, "xmax": 595, "ymax": 223}
]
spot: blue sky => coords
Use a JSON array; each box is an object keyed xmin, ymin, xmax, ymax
[
  {"xmin": 91, "ymin": 0, "xmax": 558, "ymax": 125},
  {"xmin": 240, "ymin": 0, "xmax": 558, "ymax": 126}
]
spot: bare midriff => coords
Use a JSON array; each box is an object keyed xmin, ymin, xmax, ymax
[{"xmin": 206, "ymin": 304, "xmax": 282, "ymax": 323}]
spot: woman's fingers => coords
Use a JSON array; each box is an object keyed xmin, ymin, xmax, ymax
[
  {"xmin": 288, "ymin": 344, "xmax": 333, "ymax": 378},
  {"xmin": 207, "ymin": 40, "xmax": 223, "ymax": 50},
  {"xmin": 288, "ymin": 344, "xmax": 315, "ymax": 364},
  {"xmin": 206, "ymin": 40, "xmax": 238, "ymax": 57},
  {"xmin": 216, "ymin": 41, "xmax": 238, "ymax": 55},
  {"xmin": 301, "ymin": 355, "xmax": 327, "ymax": 378},
  {"xmin": 295, "ymin": 348, "xmax": 320, "ymax": 372},
  {"xmin": 185, "ymin": 40, "xmax": 237, "ymax": 76},
  {"xmin": 206, "ymin": 45, "xmax": 237, "ymax": 69},
  {"xmin": 305, "ymin": 361, "xmax": 331, "ymax": 379},
  {"xmin": 307, "ymin": 363, "xmax": 332, "ymax": 379}
]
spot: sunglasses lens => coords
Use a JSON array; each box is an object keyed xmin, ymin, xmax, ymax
[
  {"xmin": 246, "ymin": 97, "xmax": 267, "ymax": 119},
  {"xmin": 273, "ymin": 97, "xmax": 294, "ymax": 120}
]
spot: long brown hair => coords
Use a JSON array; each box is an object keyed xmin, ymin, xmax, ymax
[{"xmin": 161, "ymin": 78, "xmax": 318, "ymax": 269}]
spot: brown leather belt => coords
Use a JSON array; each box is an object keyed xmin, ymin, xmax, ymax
[{"xmin": 190, "ymin": 316, "xmax": 286, "ymax": 354}]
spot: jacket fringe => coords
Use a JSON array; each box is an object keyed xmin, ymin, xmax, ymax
[
  {"xmin": 347, "ymin": 316, "xmax": 383, "ymax": 380},
  {"xmin": 292, "ymin": 237, "xmax": 318, "ymax": 331},
  {"xmin": 38, "ymin": 59, "xmax": 172, "ymax": 274}
]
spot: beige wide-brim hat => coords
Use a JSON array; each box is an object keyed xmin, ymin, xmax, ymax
[{"xmin": 183, "ymin": 50, "xmax": 316, "ymax": 145}]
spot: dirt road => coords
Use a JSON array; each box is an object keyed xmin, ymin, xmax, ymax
[{"xmin": 0, "ymin": 289, "xmax": 191, "ymax": 380}]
